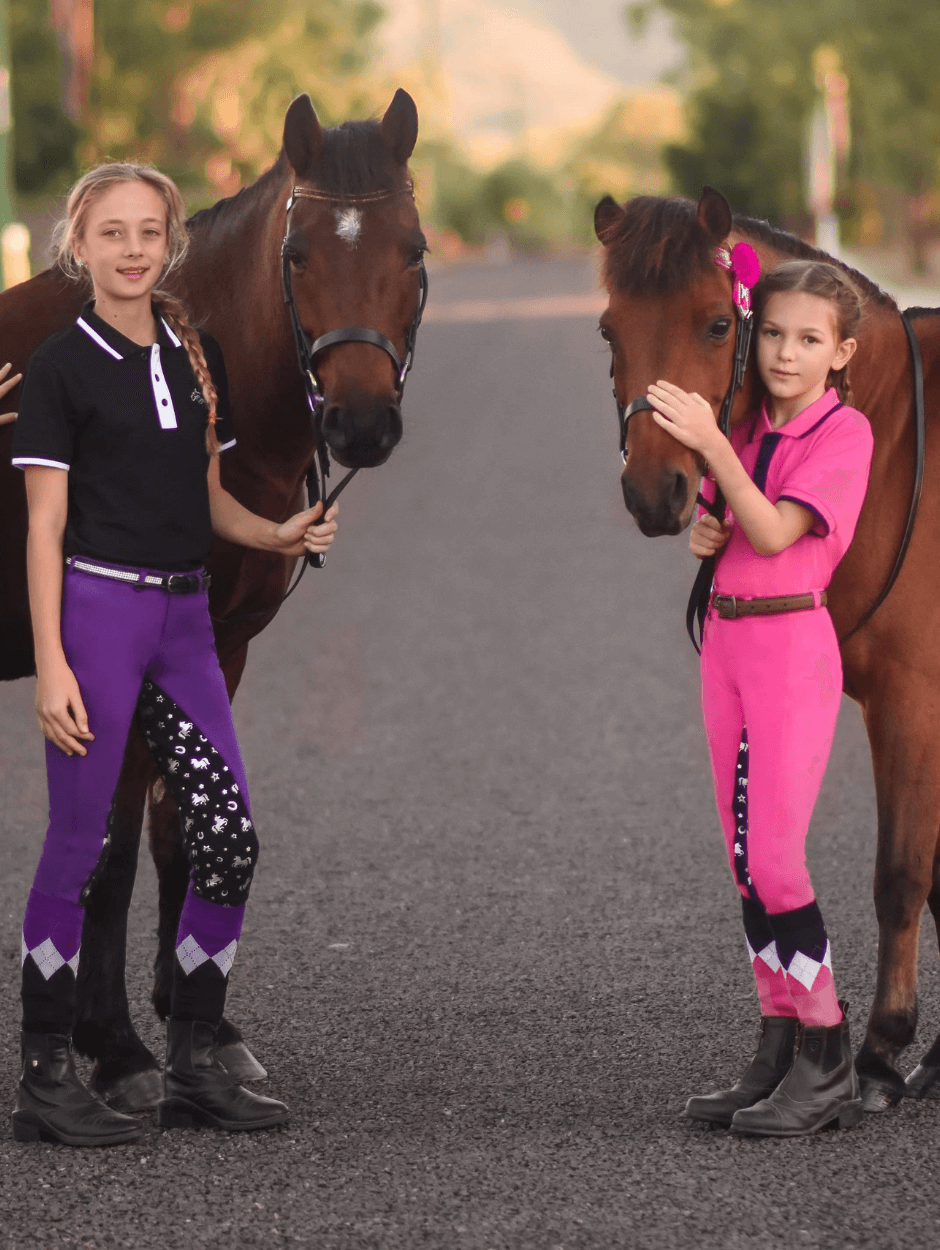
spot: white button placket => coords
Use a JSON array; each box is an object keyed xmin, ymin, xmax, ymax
[{"xmin": 150, "ymin": 342, "xmax": 178, "ymax": 429}]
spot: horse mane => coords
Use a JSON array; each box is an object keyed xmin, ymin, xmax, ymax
[
  {"xmin": 188, "ymin": 120, "xmax": 409, "ymax": 231},
  {"xmin": 601, "ymin": 194, "xmax": 897, "ymax": 312}
]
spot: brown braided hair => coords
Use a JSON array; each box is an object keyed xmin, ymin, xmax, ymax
[
  {"xmin": 53, "ymin": 162, "xmax": 222, "ymax": 453},
  {"xmin": 753, "ymin": 260, "xmax": 863, "ymax": 405}
]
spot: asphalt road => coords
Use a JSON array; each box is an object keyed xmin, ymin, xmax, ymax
[{"xmin": 3, "ymin": 256, "xmax": 940, "ymax": 1250}]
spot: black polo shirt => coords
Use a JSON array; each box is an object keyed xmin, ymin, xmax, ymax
[{"xmin": 11, "ymin": 302, "xmax": 236, "ymax": 570}]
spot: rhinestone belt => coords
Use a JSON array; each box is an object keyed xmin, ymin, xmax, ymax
[{"xmin": 67, "ymin": 557, "xmax": 210, "ymax": 595}]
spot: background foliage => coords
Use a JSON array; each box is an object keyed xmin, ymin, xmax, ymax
[{"xmin": 629, "ymin": 0, "xmax": 940, "ymax": 247}]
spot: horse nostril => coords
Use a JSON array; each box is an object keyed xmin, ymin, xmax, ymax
[
  {"xmin": 668, "ymin": 470, "xmax": 688, "ymax": 514},
  {"xmin": 377, "ymin": 404, "xmax": 403, "ymax": 451},
  {"xmin": 322, "ymin": 404, "xmax": 349, "ymax": 450}
]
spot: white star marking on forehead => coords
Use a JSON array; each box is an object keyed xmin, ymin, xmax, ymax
[{"xmin": 334, "ymin": 207, "xmax": 362, "ymax": 245}]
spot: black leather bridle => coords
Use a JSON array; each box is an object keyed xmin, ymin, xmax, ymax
[
  {"xmin": 213, "ymin": 184, "xmax": 428, "ymax": 626},
  {"xmin": 282, "ymin": 184, "xmax": 429, "ymax": 571},
  {"xmin": 609, "ymin": 262, "xmax": 754, "ymax": 653}
]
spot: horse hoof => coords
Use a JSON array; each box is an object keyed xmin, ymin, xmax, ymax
[
  {"xmin": 215, "ymin": 1041, "xmax": 267, "ymax": 1082},
  {"xmin": 905, "ymin": 1061, "xmax": 940, "ymax": 1100},
  {"xmin": 91, "ymin": 1066, "xmax": 164, "ymax": 1113},
  {"xmin": 860, "ymin": 1078, "xmax": 904, "ymax": 1113}
]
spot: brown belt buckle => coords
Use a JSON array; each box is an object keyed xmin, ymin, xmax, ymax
[{"xmin": 715, "ymin": 595, "xmax": 737, "ymax": 619}]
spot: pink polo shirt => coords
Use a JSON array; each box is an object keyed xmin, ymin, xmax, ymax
[{"xmin": 705, "ymin": 388, "xmax": 874, "ymax": 597}]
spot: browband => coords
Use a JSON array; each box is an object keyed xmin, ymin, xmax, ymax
[{"xmin": 286, "ymin": 185, "xmax": 414, "ymax": 207}]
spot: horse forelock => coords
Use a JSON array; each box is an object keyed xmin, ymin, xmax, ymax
[
  {"xmin": 600, "ymin": 197, "xmax": 715, "ymax": 295},
  {"xmin": 187, "ymin": 121, "xmax": 413, "ymax": 234},
  {"xmin": 309, "ymin": 120, "xmax": 409, "ymax": 196},
  {"xmin": 600, "ymin": 194, "xmax": 897, "ymax": 313}
]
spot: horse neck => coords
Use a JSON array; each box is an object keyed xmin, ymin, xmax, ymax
[{"xmin": 180, "ymin": 175, "xmax": 312, "ymax": 496}]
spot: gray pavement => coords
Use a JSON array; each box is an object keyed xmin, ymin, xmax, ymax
[{"xmin": 2, "ymin": 258, "xmax": 940, "ymax": 1249}]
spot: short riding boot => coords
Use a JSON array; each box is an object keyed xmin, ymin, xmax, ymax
[
  {"xmin": 11, "ymin": 1032, "xmax": 143, "ymax": 1147},
  {"xmin": 684, "ymin": 1016, "xmax": 798, "ymax": 1125},
  {"xmin": 730, "ymin": 1003, "xmax": 864, "ymax": 1137},
  {"xmin": 158, "ymin": 1018, "xmax": 289, "ymax": 1132}
]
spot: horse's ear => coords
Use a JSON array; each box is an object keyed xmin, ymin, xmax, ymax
[
  {"xmin": 697, "ymin": 186, "xmax": 733, "ymax": 242},
  {"xmin": 594, "ymin": 195, "xmax": 624, "ymax": 242},
  {"xmin": 283, "ymin": 94, "xmax": 323, "ymax": 177},
  {"xmin": 380, "ymin": 89, "xmax": 419, "ymax": 164}
]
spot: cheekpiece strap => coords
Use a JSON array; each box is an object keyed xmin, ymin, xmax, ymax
[{"xmin": 713, "ymin": 241, "xmax": 761, "ymax": 318}]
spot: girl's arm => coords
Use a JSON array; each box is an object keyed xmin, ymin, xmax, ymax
[
  {"xmin": 24, "ymin": 466, "xmax": 94, "ymax": 756},
  {"xmin": 207, "ymin": 455, "xmax": 338, "ymax": 555},
  {"xmin": 648, "ymin": 382, "xmax": 813, "ymax": 557}
]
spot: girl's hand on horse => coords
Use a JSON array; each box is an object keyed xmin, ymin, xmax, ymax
[
  {"xmin": 647, "ymin": 381, "xmax": 720, "ymax": 457},
  {"xmin": 35, "ymin": 659, "xmax": 95, "ymax": 756},
  {"xmin": 690, "ymin": 515, "xmax": 731, "ymax": 560},
  {"xmin": 0, "ymin": 361, "xmax": 23, "ymax": 426},
  {"xmin": 271, "ymin": 500, "xmax": 339, "ymax": 557}
]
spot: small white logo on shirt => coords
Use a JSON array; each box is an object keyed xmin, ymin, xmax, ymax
[{"xmin": 191, "ymin": 389, "xmax": 206, "ymax": 406}]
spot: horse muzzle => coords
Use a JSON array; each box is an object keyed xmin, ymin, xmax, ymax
[{"xmin": 321, "ymin": 396, "xmax": 403, "ymax": 468}]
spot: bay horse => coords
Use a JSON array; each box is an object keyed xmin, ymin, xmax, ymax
[
  {"xmin": 0, "ymin": 89, "xmax": 428, "ymax": 1109},
  {"xmin": 593, "ymin": 186, "xmax": 940, "ymax": 1114}
]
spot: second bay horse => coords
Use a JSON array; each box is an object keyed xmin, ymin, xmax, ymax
[
  {"xmin": 0, "ymin": 89, "xmax": 428, "ymax": 1108},
  {"xmin": 594, "ymin": 185, "xmax": 940, "ymax": 1113}
]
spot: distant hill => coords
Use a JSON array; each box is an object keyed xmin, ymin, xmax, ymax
[{"xmin": 377, "ymin": 0, "xmax": 681, "ymax": 164}]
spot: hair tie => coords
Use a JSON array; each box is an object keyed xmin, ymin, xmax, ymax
[{"xmin": 207, "ymin": 409, "xmax": 217, "ymax": 428}]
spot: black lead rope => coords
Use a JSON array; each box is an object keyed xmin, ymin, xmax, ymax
[{"xmin": 838, "ymin": 310, "xmax": 925, "ymax": 645}]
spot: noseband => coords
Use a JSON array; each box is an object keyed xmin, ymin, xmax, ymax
[{"xmin": 281, "ymin": 183, "xmax": 429, "ymax": 568}]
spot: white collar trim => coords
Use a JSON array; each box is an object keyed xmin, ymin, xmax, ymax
[
  {"xmin": 76, "ymin": 317, "xmax": 123, "ymax": 361},
  {"xmin": 161, "ymin": 318, "xmax": 182, "ymax": 348}
]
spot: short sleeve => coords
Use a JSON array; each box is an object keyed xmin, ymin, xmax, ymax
[
  {"xmin": 775, "ymin": 408, "xmax": 874, "ymax": 546},
  {"xmin": 10, "ymin": 350, "xmax": 75, "ymax": 471},
  {"xmin": 200, "ymin": 332, "xmax": 236, "ymax": 452}
]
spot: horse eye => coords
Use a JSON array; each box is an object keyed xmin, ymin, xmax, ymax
[
  {"xmin": 599, "ymin": 325, "xmax": 614, "ymax": 344},
  {"xmin": 708, "ymin": 318, "xmax": 733, "ymax": 341}
]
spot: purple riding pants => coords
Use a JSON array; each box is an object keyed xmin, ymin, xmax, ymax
[{"xmin": 21, "ymin": 558, "xmax": 257, "ymax": 1031}]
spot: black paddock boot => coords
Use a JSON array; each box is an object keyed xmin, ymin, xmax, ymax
[
  {"xmin": 11, "ymin": 1033, "xmax": 143, "ymax": 1147},
  {"xmin": 158, "ymin": 1019, "xmax": 288, "ymax": 1132},
  {"xmin": 730, "ymin": 1002, "xmax": 863, "ymax": 1137},
  {"xmin": 684, "ymin": 1016, "xmax": 798, "ymax": 1126}
]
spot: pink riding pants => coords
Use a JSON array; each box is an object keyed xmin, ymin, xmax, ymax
[{"xmin": 700, "ymin": 606, "xmax": 842, "ymax": 914}]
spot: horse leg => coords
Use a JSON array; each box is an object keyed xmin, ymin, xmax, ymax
[
  {"xmin": 903, "ymin": 841, "xmax": 940, "ymax": 1098},
  {"xmin": 149, "ymin": 639, "xmax": 266, "ymax": 1081},
  {"xmin": 854, "ymin": 686, "xmax": 939, "ymax": 1111},
  {"xmin": 73, "ymin": 728, "xmax": 164, "ymax": 1112}
]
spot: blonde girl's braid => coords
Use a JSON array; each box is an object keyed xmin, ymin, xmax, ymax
[
  {"xmin": 52, "ymin": 161, "xmax": 222, "ymax": 454},
  {"xmin": 153, "ymin": 292, "xmax": 222, "ymax": 455}
]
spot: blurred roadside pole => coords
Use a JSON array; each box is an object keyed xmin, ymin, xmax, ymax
[
  {"xmin": 0, "ymin": 0, "xmax": 30, "ymax": 288},
  {"xmin": 807, "ymin": 46, "xmax": 850, "ymax": 259}
]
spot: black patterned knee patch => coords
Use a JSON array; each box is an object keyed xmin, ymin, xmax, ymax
[
  {"xmin": 732, "ymin": 728, "xmax": 759, "ymax": 902},
  {"xmin": 135, "ymin": 680, "xmax": 258, "ymax": 905}
]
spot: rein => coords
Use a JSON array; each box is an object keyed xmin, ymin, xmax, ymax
[
  {"xmin": 211, "ymin": 183, "xmax": 429, "ymax": 627},
  {"xmin": 838, "ymin": 310, "xmax": 925, "ymax": 644}
]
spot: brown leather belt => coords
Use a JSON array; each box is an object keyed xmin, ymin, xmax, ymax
[{"xmin": 710, "ymin": 591, "xmax": 827, "ymax": 619}]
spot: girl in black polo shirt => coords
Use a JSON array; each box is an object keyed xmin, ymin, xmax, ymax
[{"xmin": 10, "ymin": 163, "xmax": 338, "ymax": 1145}]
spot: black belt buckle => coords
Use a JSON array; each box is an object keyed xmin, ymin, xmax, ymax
[{"xmin": 166, "ymin": 573, "xmax": 200, "ymax": 595}]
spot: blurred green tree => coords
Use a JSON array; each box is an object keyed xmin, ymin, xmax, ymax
[
  {"xmin": 627, "ymin": 0, "xmax": 940, "ymax": 239},
  {"xmin": 13, "ymin": 0, "xmax": 385, "ymax": 199}
]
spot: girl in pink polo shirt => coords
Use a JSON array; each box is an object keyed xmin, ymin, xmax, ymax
[{"xmin": 647, "ymin": 259, "xmax": 873, "ymax": 1137}]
